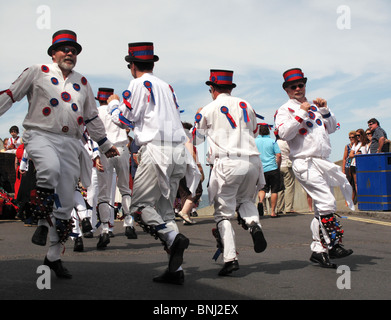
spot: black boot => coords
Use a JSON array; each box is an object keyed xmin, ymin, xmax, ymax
[
  {"xmin": 125, "ymin": 226, "xmax": 138, "ymax": 239},
  {"xmin": 44, "ymin": 256, "xmax": 72, "ymax": 279},
  {"xmin": 153, "ymin": 269, "xmax": 184, "ymax": 285},
  {"xmin": 310, "ymin": 252, "xmax": 337, "ymax": 269},
  {"xmin": 218, "ymin": 260, "xmax": 239, "ymax": 276},
  {"xmin": 81, "ymin": 218, "xmax": 92, "ymax": 233},
  {"xmin": 168, "ymin": 233, "xmax": 189, "ymax": 273},
  {"xmin": 32, "ymin": 225, "xmax": 48, "ymax": 246},
  {"xmin": 73, "ymin": 237, "xmax": 84, "ymax": 252},
  {"xmin": 329, "ymin": 244, "xmax": 353, "ymax": 259},
  {"xmin": 250, "ymin": 224, "xmax": 267, "ymax": 253},
  {"xmin": 97, "ymin": 233, "xmax": 110, "ymax": 250}
]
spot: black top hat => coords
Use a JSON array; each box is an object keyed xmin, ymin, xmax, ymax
[
  {"xmin": 282, "ymin": 68, "xmax": 307, "ymax": 89},
  {"xmin": 205, "ymin": 69, "xmax": 236, "ymax": 88},
  {"xmin": 125, "ymin": 42, "xmax": 159, "ymax": 63},
  {"xmin": 95, "ymin": 88, "xmax": 114, "ymax": 101},
  {"xmin": 47, "ymin": 30, "xmax": 82, "ymax": 56}
]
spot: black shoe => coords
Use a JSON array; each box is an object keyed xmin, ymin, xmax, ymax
[
  {"xmin": 168, "ymin": 233, "xmax": 189, "ymax": 273},
  {"xmin": 153, "ymin": 269, "xmax": 184, "ymax": 285},
  {"xmin": 73, "ymin": 237, "xmax": 84, "ymax": 252},
  {"xmin": 81, "ymin": 218, "xmax": 92, "ymax": 233},
  {"xmin": 44, "ymin": 256, "xmax": 72, "ymax": 279},
  {"xmin": 97, "ymin": 233, "xmax": 110, "ymax": 250},
  {"xmin": 125, "ymin": 226, "xmax": 138, "ymax": 239},
  {"xmin": 310, "ymin": 252, "xmax": 337, "ymax": 269},
  {"xmin": 329, "ymin": 244, "xmax": 353, "ymax": 259},
  {"xmin": 251, "ymin": 225, "xmax": 267, "ymax": 253},
  {"xmin": 83, "ymin": 231, "xmax": 94, "ymax": 238},
  {"xmin": 109, "ymin": 231, "xmax": 115, "ymax": 238},
  {"xmin": 218, "ymin": 260, "xmax": 239, "ymax": 276},
  {"xmin": 32, "ymin": 225, "xmax": 48, "ymax": 246},
  {"xmin": 257, "ymin": 203, "xmax": 264, "ymax": 217}
]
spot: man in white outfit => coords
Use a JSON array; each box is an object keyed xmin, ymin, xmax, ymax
[
  {"xmin": 95, "ymin": 88, "xmax": 137, "ymax": 250},
  {"xmin": 274, "ymin": 68, "xmax": 354, "ymax": 268},
  {"xmin": 107, "ymin": 42, "xmax": 199, "ymax": 285},
  {"xmin": 0, "ymin": 30, "xmax": 118, "ymax": 278},
  {"xmin": 194, "ymin": 69, "xmax": 267, "ymax": 276}
]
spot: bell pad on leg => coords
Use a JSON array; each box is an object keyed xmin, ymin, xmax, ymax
[{"xmin": 319, "ymin": 214, "xmax": 344, "ymax": 249}]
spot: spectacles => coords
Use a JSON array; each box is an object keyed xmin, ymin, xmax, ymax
[
  {"xmin": 289, "ymin": 83, "xmax": 305, "ymax": 90},
  {"xmin": 58, "ymin": 46, "xmax": 77, "ymax": 55},
  {"xmin": 368, "ymin": 122, "xmax": 375, "ymax": 126},
  {"xmin": 355, "ymin": 134, "xmax": 361, "ymax": 137},
  {"xmin": 366, "ymin": 132, "xmax": 372, "ymax": 136},
  {"xmin": 349, "ymin": 136, "xmax": 355, "ymax": 139}
]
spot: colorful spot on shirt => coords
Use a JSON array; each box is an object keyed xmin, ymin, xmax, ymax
[
  {"xmin": 50, "ymin": 98, "xmax": 59, "ymax": 107},
  {"xmin": 316, "ymin": 119, "xmax": 323, "ymax": 126},
  {"xmin": 299, "ymin": 128, "xmax": 308, "ymax": 135},
  {"xmin": 71, "ymin": 103, "xmax": 78, "ymax": 112},
  {"xmin": 41, "ymin": 65, "xmax": 49, "ymax": 73},
  {"xmin": 308, "ymin": 111, "xmax": 316, "ymax": 120},
  {"xmin": 306, "ymin": 121, "xmax": 313, "ymax": 128},
  {"xmin": 73, "ymin": 83, "xmax": 81, "ymax": 91},
  {"xmin": 61, "ymin": 92, "xmax": 71, "ymax": 102},
  {"xmin": 42, "ymin": 107, "xmax": 51, "ymax": 116},
  {"xmin": 123, "ymin": 90, "xmax": 131, "ymax": 100},
  {"xmin": 77, "ymin": 116, "xmax": 84, "ymax": 125},
  {"xmin": 81, "ymin": 77, "xmax": 87, "ymax": 85},
  {"xmin": 51, "ymin": 77, "xmax": 59, "ymax": 85}
]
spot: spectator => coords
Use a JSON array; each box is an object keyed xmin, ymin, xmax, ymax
[
  {"xmin": 0, "ymin": 138, "xmax": 9, "ymax": 152},
  {"xmin": 5, "ymin": 125, "xmax": 22, "ymax": 153},
  {"xmin": 276, "ymin": 135, "xmax": 296, "ymax": 214},
  {"xmin": 365, "ymin": 128, "xmax": 373, "ymax": 153},
  {"xmin": 348, "ymin": 130, "xmax": 361, "ymax": 204},
  {"xmin": 255, "ymin": 124, "xmax": 283, "ymax": 218},
  {"xmin": 342, "ymin": 131, "xmax": 356, "ymax": 187},
  {"xmin": 368, "ymin": 118, "xmax": 389, "ymax": 153}
]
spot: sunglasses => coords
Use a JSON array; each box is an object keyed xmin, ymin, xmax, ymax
[
  {"xmin": 349, "ymin": 136, "xmax": 356, "ymax": 139},
  {"xmin": 289, "ymin": 83, "xmax": 305, "ymax": 90},
  {"xmin": 366, "ymin": 132, "xmax": 372, "ymax": 136},
  {"xmin": 58, "ymin": 46, "xmax": 77, "ymax": 55}
]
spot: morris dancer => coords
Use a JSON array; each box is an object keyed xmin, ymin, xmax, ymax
[
  {"xmin": 107, "ymin": 42, "xmax": 200, "ymax": 285},
  {"xmin": 274, "ymin": 68, "xmax": 354, "ymax": 268},
  {"xmin": 193, "ymin": 69, "xmax": 267, "ymax": 276},
  {"xmin": 0, "ymin": 30, "xmax": 118, "ymax": 278},
  {"xmin": 95, "ymin": 87, "xmax": 137, "ymax": 250}
]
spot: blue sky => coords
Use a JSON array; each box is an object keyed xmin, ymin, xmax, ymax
[{"xmin": 1, "ymin": 0, "xmax": 390, "ymax": 163}]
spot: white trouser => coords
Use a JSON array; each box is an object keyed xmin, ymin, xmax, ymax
[
  {"xmin": 209, "ymin": 156, "xmax": 263, "ymax": 263},
  {"xmin": 72, "ymin": 190, "xmax": 90, "ymax": 238},
  {"xmin": 130, "ymin": 143, "xmax": 187, "ymax": 245},
  {"xmin": 97, "ymin": 145, "xmax": 133, "ymax": 233},
  {"xmin": 87, "ymin": 167, "xmax": 98, "ymax": 231},
  {"xmin": 23, "ymin": 129, "xmax": 82, "ymax": 220},
  {"xmin": 292, "ymin": 158, "xmax": 351, "ymax": 253}
]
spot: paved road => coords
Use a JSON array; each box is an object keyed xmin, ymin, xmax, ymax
[{"xmin": 1, "ymin": 210, "xmax": 390, "ymax": 304}]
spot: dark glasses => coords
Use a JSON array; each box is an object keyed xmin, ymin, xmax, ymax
[
  {"xmin": 58, "ymin": 46, "xmax": 77, "ymax": 55},
  {"xmin": 290, "ymin": 83, "xmax": 305, "ymax": 90}
]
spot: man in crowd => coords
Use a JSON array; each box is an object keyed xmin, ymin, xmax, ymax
[
  {"xmin": 367, "ymin": 118, "xmax": 389, "ymax": 153},
  {"xmin": 255, "ymin": 124, "xmax": 283, "ymax": 218},
  {"xmin": 0, "ymin": 30, "xmax": 118, "ymax": 278}
]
